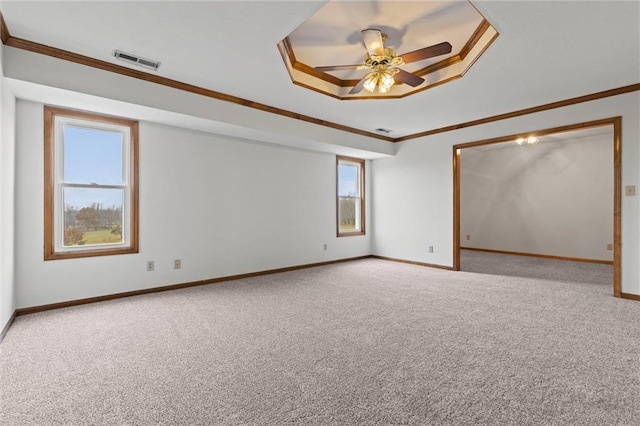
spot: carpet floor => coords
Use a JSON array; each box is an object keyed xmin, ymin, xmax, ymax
[{"xmin": 1, "ymin": 254, "xmax": 639, "ymax": 425}]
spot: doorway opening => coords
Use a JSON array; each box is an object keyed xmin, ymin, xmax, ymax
[{"xmin": 453, "ymin": 118, "xmax": 621, "ymax": 297}]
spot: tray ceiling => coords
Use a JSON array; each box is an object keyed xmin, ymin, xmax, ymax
[
  {"xmin": 279, "ymin": 1, "xmax": 498, "ymax": 99},
  {"xmin": 0, "ymin": 0, "xmax": 638, "ymax": 143}
]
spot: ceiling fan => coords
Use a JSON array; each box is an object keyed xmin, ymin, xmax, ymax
[{"xmin": 315, "ymin": 28, "xmax": 452, "ymax": 95}]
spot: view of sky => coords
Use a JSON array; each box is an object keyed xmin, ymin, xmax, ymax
[
  {"xmin": 338, "ymin": 163, "xmax": 359, "ymax": 196},
  {"xmin": 63, "ymin": 125, "xmax": 124, "ymax": 209}
]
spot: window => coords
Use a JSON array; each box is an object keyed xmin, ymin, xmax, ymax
[
  {"xmin": 337, "ymin": 156, "xmax": 365, "ymax": 236},
  {"xmin": 44, "ymin": 106, "xmax": 139, "ymax": 260}
]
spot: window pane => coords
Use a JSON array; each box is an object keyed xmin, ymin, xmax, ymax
[
  {"xmin": 338, "ymin": 163, "xmax": 359, "ymax": 197},
  {"xmin": 63, "ymin": 125, "xmax": 123, "ymax": 185},
  {"xmin": 45, "ymin": 107, "xmax": 138, "ymax": 260},
  {"xmin": 338, "ymin": 161, "xmax": 361, "ymax": 232},
  {"xmin": 63, "ymin": 187, "xmax": 124, "ymax": 247},
  {"xmin": 339, "ymin": 196, "xmax": 358, "ymax": 230}
]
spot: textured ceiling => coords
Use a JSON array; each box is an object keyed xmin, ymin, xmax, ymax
[{"xmin": 0, "ymin": 0, "xmax": 638, "ymax": 140}]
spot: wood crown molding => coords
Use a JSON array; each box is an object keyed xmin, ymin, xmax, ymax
[
  {"xmin": 277, "ymin": 19, "xmax": 498, "ymax": 100},
  {"xmin": 0, "ymin": 13, "xmax": 393, "ymax": 143},
  {"xmin": 281, "ymin": 21, "xmax": 494, "ymax": 86},
  {"xmin": 279, "ymin": 37, "xmax": 346, "ymax": 87},
  {"xmin": 0, "ymin": 12, "xmax": 638, "ymax": 144},
  {"xmin": 397, "ymin": 83, "xmax": 640, "ymax": 142},
  {"xmin": 0, "ymin": 12, "xmax": 9, "ymax": 44}
]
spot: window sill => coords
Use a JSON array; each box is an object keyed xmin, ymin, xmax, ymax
[
  {"xmin": 337, "ymin": 231, "xmax": 366, "ymax": 238},
  {"xmin": 44, "ymin": 246, "xmax": 138, "ymax": 261}
]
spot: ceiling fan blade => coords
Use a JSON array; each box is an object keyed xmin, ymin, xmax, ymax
[
  {"xmin": 361, "ymin": 28, "xmax": 385, "ymax": 56},
  {"xmin": 315, "ymin": 64, "xmax": 364, "ymax": 72},
  {"xmin": 401, "ymin": 41, "xmax": 452, "ymax": 64},
  {"xmin": 349, "ymin": 76, "xmax": 368, "ymax": 95},
  {"xmin": 394, "ymin": 69, "xmax": 425, "ymax": 87}
]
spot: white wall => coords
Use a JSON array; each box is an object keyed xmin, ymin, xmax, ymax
[
  {"xmin": 15, "ymin": 100, "xmax": 371, "ymax": 308},
  {"xmin": 460, "ymin": 131, "xmax": 613, "ymax": 261},
  {"xmin": 3, "ymin": 46, "xmax": 394, "ymax": 159},
  {"xmin": 372, "ymin": 91, "xmax": 640, "ymax": 295},
  {"xmin": 1, "ymin": 43, "xmax": 17, "ymax": 332}
]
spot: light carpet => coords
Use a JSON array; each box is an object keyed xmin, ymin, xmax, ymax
[{"xmin": 1, "ymin": 254, "xmax": 639, "ymax": 425}]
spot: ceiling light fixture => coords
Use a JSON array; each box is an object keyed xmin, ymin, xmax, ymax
[
  {"xmin": 314, "ymin": 29, "xmax": 453, "ymax": 96},
  {"xmin": 362, "ymin": 69, "xmax": 399, "ymax": 94},
  {"xmin": 515, "ymin": 136, "xmax": 539, "ymax": 146}
]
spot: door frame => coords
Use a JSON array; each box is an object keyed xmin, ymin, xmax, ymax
[{"xmin": 452, "ymin": 117, "xmax": 622, "ymax": 297}]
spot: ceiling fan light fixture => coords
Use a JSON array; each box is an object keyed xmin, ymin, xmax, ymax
[
  {"xmin": 362, "ymin": 71, "xmax": 396, "ymax": 94},
  {"xmin": 309, "ymin": 24, "xmax": 455, "ymax": 98},
  {"xmin": 378, "ymin": 72, "xmax": 395, "ymax": 93},
  {"xmin": 363, "ymin": 72, "xmax": 380, "ymax": 92},
  {"xmin": 515, "ymin": 136, "xmax": 539, "ymax": 146}
]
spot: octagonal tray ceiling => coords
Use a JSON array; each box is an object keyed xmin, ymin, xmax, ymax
[{"xmin": 278, "ymin": 1, "xmax": 498, "ymax": 99}]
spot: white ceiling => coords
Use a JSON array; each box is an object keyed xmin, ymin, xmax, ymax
[{"xmin": 1, "ymin": 0, "xmax": 639, "ymax": 141}]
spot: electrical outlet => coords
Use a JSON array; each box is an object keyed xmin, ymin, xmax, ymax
[
  {"xmin": 428, "ymin": 245, "xmax": 434, "ymax": 253},
  {"xmin": 174, "ymin": 259, "xmax": 181, "ymax": 269},
  {"xmin": 466, "ymin": 235, "xmax": 470, "ymax": 240},
  {"xmin": 146, "ymin": 261, "xmax": 154, "ymax": 272},
  {"xmin": 607, "ymin": 243, "xmax": 613, "ymax": 251},
  {"xmin": 323, "ymin": 244, "xmax": 327, "ymax": 251},
  {"xmin": 625, "ymin": 185, "xmax": 636, "ymax": 196}
]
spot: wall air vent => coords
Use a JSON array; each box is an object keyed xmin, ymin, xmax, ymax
[{"xmin": 113, "ymin": 50, "xmax": 160, "ymax": 71}]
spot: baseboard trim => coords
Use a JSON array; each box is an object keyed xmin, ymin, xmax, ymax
[
  {"xmin": 7, "ymin": 253, "xmax": 636, "ymax": 333},
  {"xmin": 621, "ymin": 292, "xmax": 640, "ymax": 302},
  {"xmin": 371, "ymin": 255, "xmax": 453, "ymax": 270},
  {"xmin": 460, "ymin": 247, "xmax": 613, "ymax": 265},
  {"xmin": 0, "ymin": 310, "xmax": 17, "ymax": 343},
  {"xmin": 15, "ymin": 255, "xmax": 373, "ymax": 316}
]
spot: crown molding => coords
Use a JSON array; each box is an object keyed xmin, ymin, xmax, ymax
[
  {"xmin": 0, "ymin": 13, "xmax": 394, "ymax": 143},
  {"xmin": 277, "ymin": 19, "xmax": 499, "ymax": 101},
  {"xmin": 396, "ymin": 83, "xmax": 640, "ymax": 142},
  {"xmin": 0, "ymin": 12, "xmax": 10, "ymax": 44},
  {"xmin": 0, "ymin": 12, "xmax": 638, "ymax": 145}
]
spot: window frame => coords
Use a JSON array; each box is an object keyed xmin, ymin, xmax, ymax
[
  {"xmin": 336, "ymin": 155, "xmax": 365, "ymax": 237},
  {"xmin": 44, "ymin": 106, "xmax": 139, "ymax": 260}
]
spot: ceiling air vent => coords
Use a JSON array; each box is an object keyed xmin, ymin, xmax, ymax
[{"xmin": 113, "ymin": 50, "xmax": 160, "ymax": 71}]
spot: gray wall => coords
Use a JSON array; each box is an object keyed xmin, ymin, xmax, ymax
[{"xmin": 460, "ymin": 130, "xmax": 613, "ymax": 261}]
